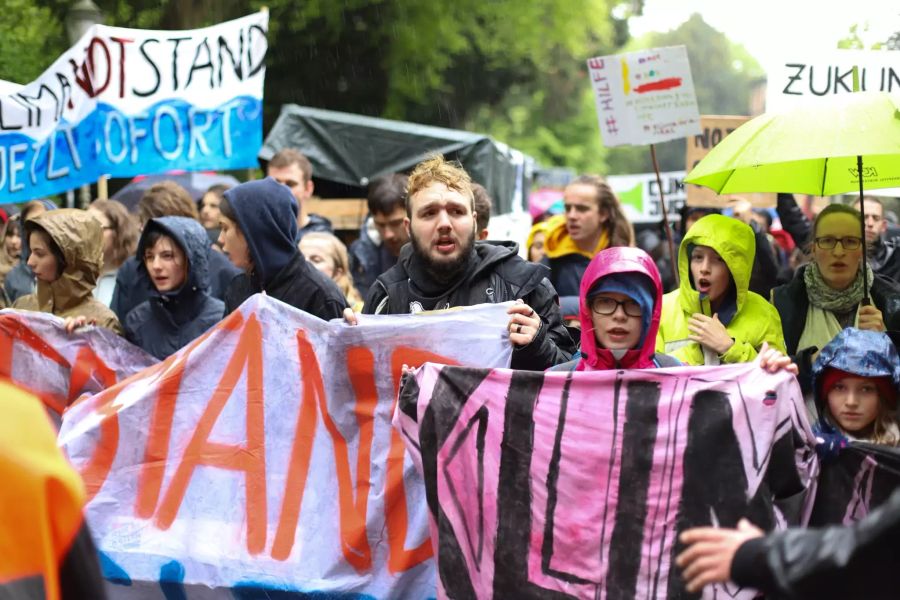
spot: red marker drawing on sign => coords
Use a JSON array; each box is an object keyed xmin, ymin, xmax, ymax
[{"xmin": 633, "ymin": 77, "xmax": 682, "ymax": 93}]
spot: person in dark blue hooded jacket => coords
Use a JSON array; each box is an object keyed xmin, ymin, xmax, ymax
[
  {"xmin": 124, "ymin": 217, "xmax": 225, "ymax": 359},
  {"xmin": 218, "ymin": 178, "xmax": 348, "ymax": 318},
  {"xmin": 810, "ymin": 327, "xmax": 900, "ymax": 454}
]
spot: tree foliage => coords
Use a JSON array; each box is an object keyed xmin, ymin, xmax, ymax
[
  {"xmin": 605, "ymin": 13, "xmax": 763, "ymax": 175},
  {"xmin": 0, "ymin": 0, "xmax": 66, "ymax": 84},
  {"xmin": 1, "ymin": 0, "xmax": 638, "ymax": 175}
]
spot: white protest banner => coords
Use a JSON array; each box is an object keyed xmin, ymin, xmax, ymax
[
  {"xmin": 0, "ymin": 12, "xmax": 267, "ymax": 202},
  {"xmin": 0, "ymin": 310, "xmax": 156, "ymax": 415},
  {"xmin": 766, "ymin": 50, "xmax": 900, "ymax": 112},
  {"xmin": 586, "ymin": 45, "xmax": 701, "ymax": 147},
  {"xmin": 59, "ymin": 295, "xmax": 514, "ymax": 598},
  {"xmin": 606, "ymin": 170, "xmax": 685, "ymax": 223}
]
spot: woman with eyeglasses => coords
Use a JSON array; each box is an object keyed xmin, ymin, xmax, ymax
[
  {"xmin": 772, "ymin": 203, "xmax": 900, "ymax": 396},
  {"xmin": 656, "ymin": 214, "xmax": 786, "ymax": 366}
]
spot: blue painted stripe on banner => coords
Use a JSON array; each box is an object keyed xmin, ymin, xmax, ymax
[{"xmin": 0, "ymin": 95, "xmax": 261, "ymax": 203}]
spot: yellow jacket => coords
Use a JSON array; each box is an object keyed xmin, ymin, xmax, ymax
[
  {"xmin": 0, "ymin": 380, "xmax": 92, "ymax": 599},
  {"xmin": 656, "ymin": 214, "xmax": 786, "ymax": 365}
]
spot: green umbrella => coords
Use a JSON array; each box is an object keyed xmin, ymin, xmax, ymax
[
  {"xmin": 685, "ymin": 91, "xmax": 900, "ymax": 303},
  {"xmin": 685, "ymin": 92, "xmax": 900, "ymax": 196}
]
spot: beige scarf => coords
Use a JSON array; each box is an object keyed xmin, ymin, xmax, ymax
[{"xmin": 798, "ymin": 304, "xmax": 858, "ymax": 359}]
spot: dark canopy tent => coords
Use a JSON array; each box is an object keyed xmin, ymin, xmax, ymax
[{"xmin": 259, "ymin": 105, "xmax": 533, "ymax": 215}]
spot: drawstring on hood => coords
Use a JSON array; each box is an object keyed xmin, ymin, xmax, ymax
[{"xmin": 678, "ymin": 215, "xmax": 754, "ymax": 324}]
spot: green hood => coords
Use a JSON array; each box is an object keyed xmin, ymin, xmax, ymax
[{"xmin": 677, "ymin": 214, "xmax": 755, "ymax": 316}]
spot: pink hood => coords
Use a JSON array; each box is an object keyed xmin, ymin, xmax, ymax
[{"xmin": 577, "ymin": 247, "xmax": 663, "ymax": 371}]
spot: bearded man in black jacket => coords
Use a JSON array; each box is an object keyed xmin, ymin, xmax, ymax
[{"xmin": 344, "ymin": 155, "xmax": 575, "ymax": 371}]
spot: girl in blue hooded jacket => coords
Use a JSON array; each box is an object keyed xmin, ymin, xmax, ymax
[
  {"xmin": 124, "ymin": 217, "xmax": 225, "ymax": 359},
  {"xmin": 812, "ymin": 328, "xmax": 900, "ymax": 449}
]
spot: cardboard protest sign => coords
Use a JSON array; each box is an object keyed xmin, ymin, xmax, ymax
[
  {"xmin": 586, "ymin": 46, "xmax": 701, "ymax": 148},
  {"xmin": 58, "ymin": 296, "xmax": 514, "ymax": 599},
  {"xmin": 606, "ymin": 170, "xmax": 685, "ymax": 223},
  {"xmin": 398, "ymin": 362, "xmax": 818, "ymax": 599},
  {"xmin": 0, "ymin": 310, "xmax": 156, "ymax": 415},
  {"xmin": 685, "ymin": 115, "xmax": 776, "ymax": 208},
  {"xmin": 810, "ymin": 443, "xmax": 900, "ymax": 527},
  {"xmin": 0, "ymin": 12, "xmax": 267, "ymax": 202},
  {"xmin": 766, "ymin": 50, "xmax": 900, "ymax": 112}
]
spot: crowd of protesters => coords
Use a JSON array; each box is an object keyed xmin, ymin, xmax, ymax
[{"xmin": 2, "ymin": 147, "xmax": 899, "ymax": 599}]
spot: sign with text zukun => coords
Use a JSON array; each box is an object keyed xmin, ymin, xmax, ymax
[
  {"xmin": 766, "ymin": 50, "xmax": 900, "ymax": 112},
  {"xmin": 0, "ymin": 12, "xmax": 267, "ymax": 202},
  {"xmin": 398, "ymin": 362, "xmax": 818, "ymax": 599},
  {"xmin": 586, "ymin": 45, "xmax": 701, "ymax": 147},
  {"xmin": 59, "ymin": 296, "xmax": 514, "ymax": 598},
  {"xmin": 686, "ymin": 115, "xmax": 777, "ymax": 208},
  {"xmin": 606, "ymin": 170, "xmax": 685, "ymax": 223}
]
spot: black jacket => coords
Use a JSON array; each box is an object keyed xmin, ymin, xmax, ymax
[
  {"xmin": 776, "ymin": 193, "xmax": 813, "ymax": 248},
  {"xmin": 221, "ymin": 178, "xmax": 348, "ymax": 319},
  {"xmin": 771, "ymin": 264, "xmax": 900, "ymax": 391},
  {"xmin": 111, "ymin": 248, "xmax": 238, "ymax": 322},
  {"xmin": 542, "ymin": 252, "xmax": 590, "ymax": 298},
  {"xmin": 869, "ymin": 237, "xmax": 900, "ymax": 283},
  {"xmin": 297, "ymin": 213, "xmax": 334, "ymax": 239},
  {"xmin": 364, "ymin": 241, "xmax": 576, "ymax": 371},
  {"xmin": 124, "ymin": 217, "xmax": 226, "ymax": 360},
  {"xmin": 225, "ymin": 252, "xmax": 348, "ymax": 319},
  {"xmin": 748, "ymin": 219, "xmax": 782, "ymax": 299},
  {"xmin": 731, "ymin": 486, "xmax": 900, "ymax": 599},
  {"xmin": 348, "ymin": 217, "xmax": 399, "ymax": 298}
]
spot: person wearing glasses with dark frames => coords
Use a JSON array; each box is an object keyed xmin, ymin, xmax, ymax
[
  {"xmin": 551, "ymin": 246, "xmax": 683, "ymax": 371},
  {"xmin": 772, "ymin": 203, "xmax": 900, "ymax": 399}
]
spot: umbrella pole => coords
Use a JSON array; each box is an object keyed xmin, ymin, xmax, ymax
[
  {"xmin": 857, "ymin": 155, "xmax": 871, "ymax": 304},
  {"xmin": 650, "ymin": 143, "xmax": 679, "ymax": 288}
]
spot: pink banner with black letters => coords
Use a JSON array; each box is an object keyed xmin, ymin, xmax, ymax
[{"xmin": 397, "ymin": 362, "xmax": 819, "ymax": 599}]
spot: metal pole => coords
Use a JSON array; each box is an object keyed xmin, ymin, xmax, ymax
[
  {"xmin": 857, "ymin": 155, "xmax": 870, "ymax": 304},
  {"xmin": 650, "ymin": 143, "xmax": 679, "ymax": 288}
]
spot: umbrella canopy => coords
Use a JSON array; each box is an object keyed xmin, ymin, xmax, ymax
[
  {"xmin": 112, "ymin": 172, "xmax": 241, "ymax": 212},
  {"xmin": 685, "ymin": 92, "xmax": 900, "ymax": 196}
]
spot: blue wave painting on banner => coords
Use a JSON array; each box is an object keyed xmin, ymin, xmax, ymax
[{"xmin": 0, "ymin": 12, "xmax": 267, "ymax": 202}]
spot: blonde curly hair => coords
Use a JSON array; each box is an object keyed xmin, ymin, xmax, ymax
[{"xmin": 406, "ymin": 155, "xmax": 474, "ymax": 217}]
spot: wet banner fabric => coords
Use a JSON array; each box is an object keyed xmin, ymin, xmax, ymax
[
  {"xmin": 0, "ymin": 310, "xmax": 157, "ymax": 416},
  {"xmin": 810, "ymin": 443, "xmax": 900, "ymax": 527},
  {"xmin": 398, "ymin": 362, "xmax": 819, "ymax": 599},
  {"xmin": 0, "ymin": 12, "xmax": 267, "ymax": 202},
  {"xmin": 58, "ymin": 296, "xmax": 513, "ymax": 598}
]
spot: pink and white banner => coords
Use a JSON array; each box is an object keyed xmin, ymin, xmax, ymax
[
  {"xmin": 398, "ymin": 362, "xmax": 819, "ymax": 599},
  {"xmin": 58, "ymin": 296, "xmax": 513, "ymax": 598}
]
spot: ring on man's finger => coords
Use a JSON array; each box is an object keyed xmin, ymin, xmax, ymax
[
  {"xmin": 528, "ymin": 309, "xmax": 535, "ymax": 317},
  {"xmin": 517, "ymin": 324, "xmax": 522, "ymax": 334}
]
